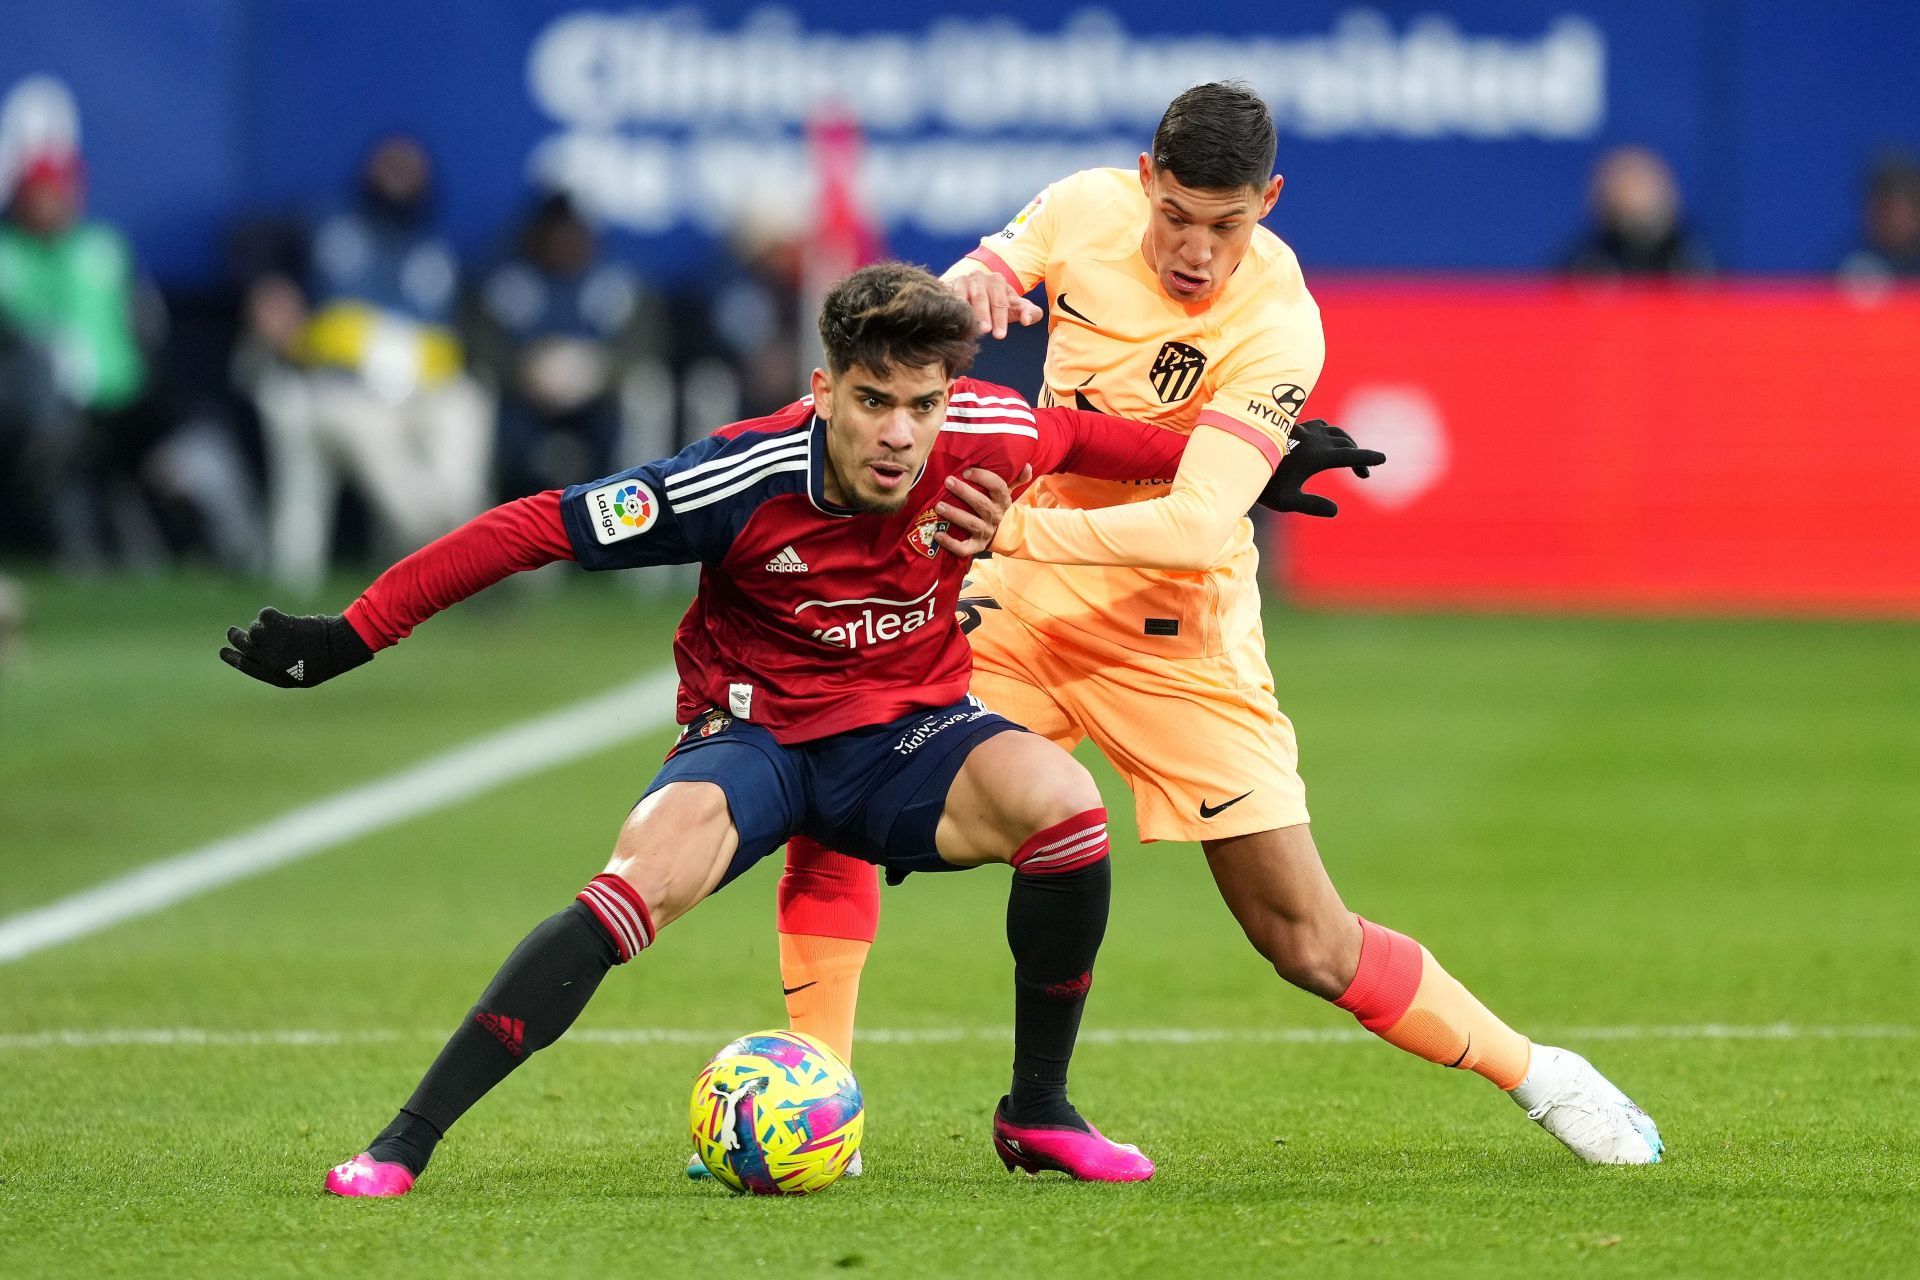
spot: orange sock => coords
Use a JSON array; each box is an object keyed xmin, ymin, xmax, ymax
[
  {"xmin": 1333, "ymin": 916, "xmax": 1532, "ymax": 1090},
  {"xmin": 775, "ymin": 838, "xmax": 880, "ymax": 1065},
  {"xmin": 778, "ymin": 932, "xmax": 869, "ymax": 1064}
]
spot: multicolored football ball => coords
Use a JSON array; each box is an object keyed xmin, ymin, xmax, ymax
[{"xmin": 688, "ymin": 1029, "xmax": 863, "ymax": 1195}]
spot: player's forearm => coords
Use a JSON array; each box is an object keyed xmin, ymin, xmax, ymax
[
  {"xmin": 1045, "ymin": 407, "xmax": 1184, "ymax": 483},
  {"xmin": 345, "ymin": 491, "xmax": 575, "ymax": 650},
  {"xmin": 991, "ymin": 428, "xmax": 1269, "ymax": 571},
  {"xmin": 958, "ymin": 246, "xmax": 1030, "ymax": 294},
  {"xmin": 992, "ymin": 487, "xmax": 1238, "ymax": 571},
  {"xmin": 940, "ymin": 257, "xmax": 992, "ymax": 284}
]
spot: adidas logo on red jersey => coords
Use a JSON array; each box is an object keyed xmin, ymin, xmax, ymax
[{"xmin": 765, "ymin": 545, "xmax": 809, "ymax": 573}]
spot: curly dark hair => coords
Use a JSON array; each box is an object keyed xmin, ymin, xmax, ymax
[{"xmin": 817, "ymin": 262, "xmax": 979, "ymax": 380}]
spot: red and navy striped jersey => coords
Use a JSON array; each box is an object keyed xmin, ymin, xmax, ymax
[{"xmin": 347, "ymin": 377, "xmax": 1182, "ymax": 744}]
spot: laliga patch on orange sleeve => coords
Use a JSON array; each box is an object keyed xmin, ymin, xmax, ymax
[{"xmin": 996, "ymin": 190, "xmax": 1046, "ymax": 242}]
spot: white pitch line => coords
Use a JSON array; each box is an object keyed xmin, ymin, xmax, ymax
[
  {"xmin": 0, "ymin": 1023, "xmax": 1910, "ymax": 1051},
  {"xmin": 0, "ymin": 669, "xmax": 682, "ymax": 965}
]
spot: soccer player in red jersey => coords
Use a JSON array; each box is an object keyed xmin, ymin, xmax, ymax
[{"xmin": 218, "ymin": 262, "xmax": 1280, "ymax": 1194}]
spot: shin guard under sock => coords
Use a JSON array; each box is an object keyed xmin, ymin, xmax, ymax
[
  {"xmin": 777, "ymin": 933, "xmax": 869, "ymax": 1065},
  {"xmin": 367, "ymin": 878, "xmax": 650, "ymax": 1175},
  {"xmin": 776, "ymin": 837, "xmax": 880, "ymax": 1064},
  {"xmin": 1003, "ymin": 810, "xmax": 1111, "ymax": 1130},
  {"xmin": 1332, "ymin": 915, "xmax": 1532, "ymax": 1090}
]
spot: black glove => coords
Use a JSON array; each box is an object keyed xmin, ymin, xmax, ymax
[
  {"xmin": 220, "ymin": 607, "xmax": 373, "ymax": 689},
  {"xmin": 1256, "ymin": 419, "xmax": 1387, "ymax": 518}
]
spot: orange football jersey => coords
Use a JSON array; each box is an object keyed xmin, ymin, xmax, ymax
[{"xmin": 964, "ymin": 167, "xmax": 1325, "ymax": 657}]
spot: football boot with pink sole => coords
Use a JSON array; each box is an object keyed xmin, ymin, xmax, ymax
[
  {"xmin": 324, "ymin": 1153, "xmax": 416, "ymax": 1197},
  {"xmin": 991, "ymin": 1098, "xmax": 1155, "ymax": 1182}
]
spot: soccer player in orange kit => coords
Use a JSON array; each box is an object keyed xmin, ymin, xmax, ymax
[{"xmin": 768, "ymin": 82, "xmax": 1662, "ymax": 1169}]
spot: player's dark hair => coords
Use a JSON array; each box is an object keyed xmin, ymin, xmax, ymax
[
  {"xmin": 1151, "ymin": 81, "xmax": 1277, "ymax": 192},
  {"xmin": 818, "ymin": 262, "xmax": 979, "ymax": 380}
]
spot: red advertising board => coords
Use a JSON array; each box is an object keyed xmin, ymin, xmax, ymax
[{"xmin": 1283, "ymin": 283, "xmax": 1920, "ymax": 615}]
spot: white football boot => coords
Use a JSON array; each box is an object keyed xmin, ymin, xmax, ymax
[{"xmin": 1508, "ymin": 1045, "xmax": 1663, "ymax": 1164}]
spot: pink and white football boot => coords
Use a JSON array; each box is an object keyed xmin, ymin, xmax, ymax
[
  {"xmin": 991, "ymin": 1098, "xmax": 1155, "ymax": 1182},
  {"xmin": 324, "ymin": 1153, "xmax": 416, "ymax": 1198}
]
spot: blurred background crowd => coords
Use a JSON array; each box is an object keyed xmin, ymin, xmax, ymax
[
  {"xmin": 2, "ymin": 0, "xmax": 1917, "ymax": 627},
  {"xmin": 0, "ymin": 129, "xmax": 819, "ymax": 589}
]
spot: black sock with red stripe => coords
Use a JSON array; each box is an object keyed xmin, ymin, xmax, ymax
[
  {"xmin": 365, "ymin": 877, "xmax": 651, "ymax": 1176},
  {"xmin": 1003, "ymin": 809, "xmax": 1111, "ymax": 1132}
]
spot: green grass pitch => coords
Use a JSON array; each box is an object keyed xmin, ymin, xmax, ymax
[{"xmin": 1, "ymin": 570, "xmax": 1915, "ymax": 1277}]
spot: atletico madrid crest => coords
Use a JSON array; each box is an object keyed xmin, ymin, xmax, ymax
[
  {"xmin": 1149, "ymin": 341, "xmax": 1207, "ymax": 403},
  {"xmin": 906, "ymin": 506, "xmax": 949, "ymax": 558}
]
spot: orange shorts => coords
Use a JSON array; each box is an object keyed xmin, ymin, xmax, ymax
[{"xmin": 959, "ymin": 563, "xmax": 1310, "ymax": 843}]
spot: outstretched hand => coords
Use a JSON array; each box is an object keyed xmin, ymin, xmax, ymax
[
  {"xmin": 945, "ymin": 269, "xmax": 1044, "ymax": 339},
  {"xmin": 1256, "ymin": 419, "xmax": 1387, "ymax": 518},
  {"xmin": 220, "ymin": 607, "xmax": 373, "ymax": 689}
]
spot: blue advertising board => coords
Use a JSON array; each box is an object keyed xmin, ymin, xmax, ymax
[{"xmin": 2, "ymin": 1, "xmax": 1914, "ymax": 285}]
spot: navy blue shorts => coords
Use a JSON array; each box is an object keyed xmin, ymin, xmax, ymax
[{"xmin": 641, "ymin": 696, "xmax": 1024, "ymax": 890}]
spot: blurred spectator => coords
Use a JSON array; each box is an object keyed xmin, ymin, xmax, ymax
[
  {"xmin": 1838, "ymin": 152, "xmax": 1920, "ymax": 284},
  {"xmin": 240, "ymin": 134, "xmax": 491, "ymax": 593},
  {"xmin": 1561, "ymin": 146, "xmax": 1714, "ymax": 278},
  {"xmin": 469, "ymin": 194, "xmax": 654, "ymax": 498},
  {"xmin": 696, "ymin": 215, "xmax": 808, "ymax": 421},
  {"xmin": 0, "ymin": 148, "xmax": 139, "ymax": 564},
  {"xmin": 0, "ymin": 147, "xmax": 257, "ymax": 570}
]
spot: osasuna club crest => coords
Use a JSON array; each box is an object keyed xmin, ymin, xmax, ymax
[
  {"xmin": 676, "ymin": 708, "xmax": 733, "ymax": 746},
  {"xmin": 906, "ymin": 506, "xmax": 949, "ymax": 557},
  {"xmin": 1149, "ymin": 342, "xmax": 1207, "ymax": 403}
]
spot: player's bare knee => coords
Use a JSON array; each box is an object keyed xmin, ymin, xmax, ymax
[
  {"xmin": 946, "ymin": 734, "xmax": 1105, "ymax": 866},
  {"xmin": 1255, "ymin": 918, "xmax": 1352, "ymax": 1000},
  {"xmin": 1024, "ymin": 758, "xmax": 1103, "ymax": 834},
  {"xmin": 999, "ymin": 763, "xmax": 1108, "ymax": 877},
  {"xmin": 603, "ymin": 782, "xmax": 737, "ymax": 930}
]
